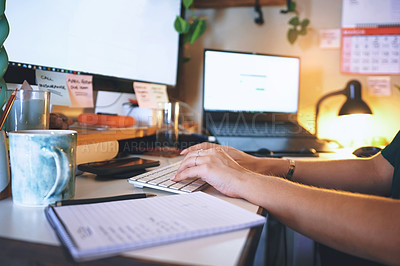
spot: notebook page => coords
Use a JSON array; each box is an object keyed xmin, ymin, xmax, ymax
[{"xmin": 52, "ymin": 192, "xmax": 265, "ymax": 259}]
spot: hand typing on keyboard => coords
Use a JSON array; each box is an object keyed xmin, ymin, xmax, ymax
[
  {"xmin": 172, "ymin": 146, "xmax": 247, "ymax": 198},
  {"xmin": 128, "ymin": 161, "xmax": 208, "ymax": 194},
  {"xmin": 170, "ymin": 136, "xmax": 400, "ymax": 266}
]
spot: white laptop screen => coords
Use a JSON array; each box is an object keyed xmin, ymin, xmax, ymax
[{"xmin": 203, "ymin": 50, "xmax": 300, "ymax": 113}]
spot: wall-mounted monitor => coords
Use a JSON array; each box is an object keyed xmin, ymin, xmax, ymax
[{"xmin": 4, "ymin": 0, "xmax": 182, "ymax": 91}]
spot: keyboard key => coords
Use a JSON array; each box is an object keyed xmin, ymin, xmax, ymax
[
  {"xmin": 159, "ymin": 180, "xmax": 176, "ymax": 187},
  {"xmin": 128, "ymin": 161, "xmax": 208, "ymax": 194},
  {"xmin": 170, "ymin": 182, "xmax": 188, "ymax": 190},
  {"xmin": 181, "ymin": 184, "xmax": 202, "ymax": 193},
  {"xmin": 148, "ymin": 176, "xmax": 172, "ymax": 185}
]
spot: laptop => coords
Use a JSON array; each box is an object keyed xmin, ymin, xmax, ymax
[{"xmin": 202, "ymin": 49, "xmax": 331, "ymax": 155}]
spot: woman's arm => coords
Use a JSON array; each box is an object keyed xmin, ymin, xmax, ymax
[
  {"xmin": 173, "ymin": 148, "xmax": 399, "ymax": 265},
  {"xmin": 182, "ymin": 143, "xmax": 394, "ymax": 196},
  {"xmin": 289, "ymin": 153, "xmax": 393, "ymax": 195},
  {"xmin": 244, "ymin": 172, "xmax": 400, "ymax": 265}
]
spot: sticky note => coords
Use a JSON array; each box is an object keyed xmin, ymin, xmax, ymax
[
  {"xmin": 367, "ymin": 76, "xmax": 392, "ymax": 96},
  {"xmin": 66, "ymin": 74, "xmax": 94, "ymax": 108},
  {"xmin": 36, "ymin": 70, "xmax": 71, "ymax": 106},
  {"xmin": 319, "ymin": 29, "xmax": 341, "ymax": 49},
  {"xmin": 133, "ymin": 82, "xmax": 169, "ymax": 109}
]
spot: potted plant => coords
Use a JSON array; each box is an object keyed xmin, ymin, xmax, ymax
[{"xmin": 173, "ymin": 0, "xmax": 207, "ymax": 62}]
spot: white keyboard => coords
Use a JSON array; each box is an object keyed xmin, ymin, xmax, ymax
[{"xmin": 128, "ymin": 161, "xmax": 208, "ymax": 194}]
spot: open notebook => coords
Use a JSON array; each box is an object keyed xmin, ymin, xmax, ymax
[{"xmin": 45, "ymin": 192, "xmax": 265, "ymax": 262}]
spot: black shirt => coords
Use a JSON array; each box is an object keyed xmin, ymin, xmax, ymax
[{"xmin": 381, "ymin": 130, "xmax": 400, "ymax": 199}]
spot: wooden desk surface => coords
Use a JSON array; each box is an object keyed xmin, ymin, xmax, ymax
[
  {"xmin": 75, "ymin": 126, "xmax": 157, "ymax": 146},
  {"xmin": 0, "ymin": 155, "xmax": 264, "ymax": 266}
]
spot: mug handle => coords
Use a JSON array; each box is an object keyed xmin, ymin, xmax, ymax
[{"xmin": 42, "ymin": 146, "xmax": 71, "ymax": 200}]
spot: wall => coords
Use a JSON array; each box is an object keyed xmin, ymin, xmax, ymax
[{"xmin": 176, "ymin": 0, "xmax": 400, "ymax": 147}]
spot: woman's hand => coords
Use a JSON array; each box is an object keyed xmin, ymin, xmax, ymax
[
  {"xmin": 181, "ymin": 143, "xmax": 264, "ymax": 172},
  {"xmin": 181, "ymin": 143, "xmax": 286, "ymax": 175},
  {"xmin": 173, "ymin": 147, "xmax": 253, "ymax": 198}
]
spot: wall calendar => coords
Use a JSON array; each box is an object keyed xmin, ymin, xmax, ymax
[{"xmin": 341, "ymin": 0, "xmax": 400, "ymax": 75}]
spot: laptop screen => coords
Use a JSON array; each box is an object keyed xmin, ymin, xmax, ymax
[{"xmin": 203, "ymin": 49, "xmax": 300, "ymax": 114}]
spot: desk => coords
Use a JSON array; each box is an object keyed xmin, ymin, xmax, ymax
[
  {"xmin": 74, "ymin": 126, "xmax": 157, "ymax": 165},
  {"xmin": 0, "ymin": 155, "xmax": 264, "ymax": 266},
  {"xmin": 75, "ymin": 126, "xmax": 157, "ymax": 146}
]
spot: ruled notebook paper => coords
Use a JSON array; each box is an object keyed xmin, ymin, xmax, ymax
[{"xmin": 46, "ymin": 192, "xmax": 265, "ymax": 262}]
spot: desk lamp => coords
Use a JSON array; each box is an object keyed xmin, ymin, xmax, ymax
[{"xmin": 314, "ymin": 80, "xmax": 372, "ymax": 138}]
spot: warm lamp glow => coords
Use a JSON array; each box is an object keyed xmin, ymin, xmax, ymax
[
  {"xmin": 314, "ymin": 80, "xmax": 373, "ymax": 140},
  {"xmin": 333, "ymin": 114, "xmax": 373, "ymax": 148}
]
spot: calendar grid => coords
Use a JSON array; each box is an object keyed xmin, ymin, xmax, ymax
[{"xmin": 341, "ymin": 27, "xmax": 400, "ymax": 75}]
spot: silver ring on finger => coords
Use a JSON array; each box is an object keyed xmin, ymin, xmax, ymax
[{"xmin": 194, "ymin": 149, "xmax": 203, "ymax": 166}]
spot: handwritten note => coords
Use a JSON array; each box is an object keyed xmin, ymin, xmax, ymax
[
  {"xmin": 367, "ymin": 76, "xmax": 392, "ymax": 96},
  {"xmin": 48, "ymin": 192, "xmax": 265, "ymax": 261},
  {"xmin": 319, "ymin": 29, "xmax": 341, "ymax": 49},
  {"xmin": 36, "ymin": 70, "xmax": 71, "ymax": 106},
  {"xmin": 36, "ymin": 70, "xmax": 94, "ymax": 107},
  {"xmin": 133, "ymin": 82, "xmax": 169, "ymax": 109},
  {"xmin": 66, "ymin": 74, "xmax": 94, "ymax": 108}
]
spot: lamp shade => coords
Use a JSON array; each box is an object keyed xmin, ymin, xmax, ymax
[
  {"xmin": 338, "ymin": 80, "xmax": 372, "ymax": 116},
  {"xmin": 314, "ymin": 80, "xmax": 372, "ymax": 137}
]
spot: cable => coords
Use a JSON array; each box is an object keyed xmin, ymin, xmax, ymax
[{"xmin": 95, "ymin": 92, "xmax": 125, "ymax": 108}]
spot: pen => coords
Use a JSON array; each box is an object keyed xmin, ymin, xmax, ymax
[
  {"xmin": 54, "ymin": 193, "xmax": 156, "ymax": 206},
  {"xmin": 0, "ymin": 88, "xmax": 17, "ymax": 129}
]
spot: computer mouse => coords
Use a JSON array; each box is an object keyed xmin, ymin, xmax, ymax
[
  {"xmin": 299, "ymin": 147, "xmax": 317, "ymax": 155},
  {"xmin": 254, "ymin": 148, "xmax": 274, "ymax": 157},
  {"xmin": 352, "ymin": 146, "xmax": 382, "ymax": 158}
]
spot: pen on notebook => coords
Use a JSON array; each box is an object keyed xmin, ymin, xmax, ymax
[
  {"xmin": 55, "ymin": 193, "xmax": 156, "ymax": 206},
  {"xmin": 0, "ymin": 88, "xmax": 17, "ymax": 129}
]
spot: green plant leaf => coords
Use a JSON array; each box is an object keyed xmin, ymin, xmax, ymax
[
  {"xmin": 183, "ymin": 21, "xmax": 196, "ymax": 44},
  {"xmin": 190, "ymin": 19, "xmax": 206, "ymax": 44},
  {"xmin": 288, "ymin": 28, "xmax": 298, "ymax": 44},
  {"xmin": 174, "ymin": 16, "xmax": 190, "ymax": 34},
  {"xmin": 183, "ymin": 0, "xmax": 193, "ymax": 10},
  {"xmin": 289, "ymin": 16, "xmax": 300, "ymax": 26},
  {"xmin": 395, "ymin": 84, "xmax": 400, "ymax": 91},
  {"xmin": 183, "ymin": 32, "xmax": 191, "ymax": 44},
  {"xmin": 289, "ymin": 1, "xmax": 296, "ymax": 12},
  {"xmin": 301, "ymin": 18, "xmax": 310, "ymax": 27},
  {"xmin": 299, "ymin": 26, "xmax": 307, "ymax": 35}
]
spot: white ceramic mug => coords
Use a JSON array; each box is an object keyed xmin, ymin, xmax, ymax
[{"xmin": 8, "ymin": 130, "xmax": 77, "ymax": 206}]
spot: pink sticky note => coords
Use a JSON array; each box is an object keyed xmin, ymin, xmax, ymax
[
  {"xmin": 133, "ymin": 82, "xmax": 169, "ymax": 109},
  {"xmin": 67, "ymin": 74, "xmax": 94, "ymax": 108}
]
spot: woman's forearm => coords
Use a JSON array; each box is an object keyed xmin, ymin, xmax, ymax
[
  {"xmin": 240, "ymin": 173, "xmax": 400, "ymax": 265},
  {"xmin": 258, "ymin": 154, "xmax": 393, "ymax": 195}
]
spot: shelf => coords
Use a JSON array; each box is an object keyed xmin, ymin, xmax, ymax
[
  {"xmin": 75, "ymin": 126, "xmax": 157, "ymax": 146},
  {"xmin": 193, "ymin": 0, "xmax": 285, "ymax": 8}
]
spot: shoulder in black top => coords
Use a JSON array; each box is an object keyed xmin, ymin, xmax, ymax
[{"xmin": 381, "ymin": 130, "xmax": 400, "ymax": 199}]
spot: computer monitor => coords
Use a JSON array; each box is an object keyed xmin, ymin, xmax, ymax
[
  {"xmin": 203, "ymin": 49, "xmax": 300, "ymax": 114},
  {"xmin": 4, "ymin": 0, "xmax": 182, "ymax": 91}
]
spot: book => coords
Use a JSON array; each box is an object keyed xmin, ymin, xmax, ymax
[{"xmin": 45, "ymin": 192, "xmax": 265, "ymax": 262}]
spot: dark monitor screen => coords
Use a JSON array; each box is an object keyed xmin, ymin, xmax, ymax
[{"xmin": 4, "ymin": 0, "xmax": 181, "ymax": 91}]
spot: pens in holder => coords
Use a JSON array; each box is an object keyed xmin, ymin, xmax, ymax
[{"xmin": 0, "ymin": 88, "xmax": 17, "ymax": 129}]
